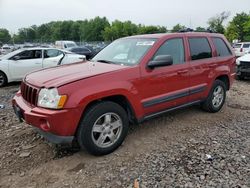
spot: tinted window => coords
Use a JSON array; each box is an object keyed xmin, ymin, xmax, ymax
[
  {"xmin": 243, "ymin": 43, "xmax": 250, "ymax": 48},
  {"xmin": 13, "ymin": 50, "xmax": 42, "ymax": 60},
  {"xmin": 44, "ymin": 49, "xmax": 63, "ymax": 58},
  {"xmin": 153, "ymin": 38, "xmax": 185, "ymax": 64},
  {"xmin": 212, "ymin": 37, "xmax": 232, "ymax": 57},
  {"xmin": 189, "ymin": 37, "xmax": 212, "ymax": 60}
]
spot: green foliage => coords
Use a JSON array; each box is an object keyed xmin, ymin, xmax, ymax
[
  {"xmin": 0, "ymin": 28, "xmax": 11, "ymax": 43},
  {"xmin": 225, "ymin": 12, "xmax": 250, "ymax": 42},
  {"xmin": 195, "ymin": 27, "xmax": 206, "ymax": 32},
  {"xmin": 103, "ymin": 21, "xmax": 167, "ymax": 41},
  {"xmin": 171, "ymin": 24, "xmax": 185, "ymax": 32},
  {"xmin": 207, "ymin": 11, "xmax": 230, "ymax": 34}
]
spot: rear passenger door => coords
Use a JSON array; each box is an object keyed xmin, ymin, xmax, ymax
[
  {"xmin": 42, "ymin": 49, "xmax": 64, "ymax": 68},
  {"xmin": 187, "ymin": 37, "xmax": 215, "ymax": 102}
]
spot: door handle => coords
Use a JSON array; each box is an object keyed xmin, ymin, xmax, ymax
[
  {"xmin": 35, "ymin": 62, "xmax": 41, "ymax": 64},
  {"xmin": 177, "ymin": 70, "xmax": 188, "ymax": 74}
]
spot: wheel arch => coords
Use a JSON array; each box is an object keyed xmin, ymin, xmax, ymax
[
  {"xmin": 77, "ymin": 94, "xmax": 138, "ymax": 130},
  {"xmin": 215, "ymin": 74, "xmax": 230, "ymax": 90}
]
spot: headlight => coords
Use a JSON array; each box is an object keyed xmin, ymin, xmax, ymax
[
  {"xmin": 236, "ymin": 59, "xmax": 240, "ymax": 66},
  {"xmin": 37, "ymin": 88, "xmax": 67, "ymax": 109}
]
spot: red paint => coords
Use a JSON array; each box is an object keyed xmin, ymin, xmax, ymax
[{"xmin": 13, "ymin": 32, "xmax": 236, "ymax": 137}]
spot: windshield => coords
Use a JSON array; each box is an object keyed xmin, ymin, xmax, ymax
[
  {"xmin": 92, "ymin": 38, "xmax": 157, "ymax": 66},
  {"xmin": 0, "ymin": 49, "xmax": 23, "ymax": 60},
  {"xmin": 66, "ymin": 43, "xmax": 77, "ymax": 48}
]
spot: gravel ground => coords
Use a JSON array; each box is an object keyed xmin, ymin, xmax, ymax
[{"xmin": 0, "ymin": 80, "xmax": 249, "ymax": 188}]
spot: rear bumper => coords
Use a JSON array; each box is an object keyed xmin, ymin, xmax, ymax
[{"xmin": 12, "ymin": 92, "xmax": 82, "ymax": 143}]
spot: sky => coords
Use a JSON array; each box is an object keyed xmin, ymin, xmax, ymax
[{"xmin": 0, "ymin": 0, "xmax": 249, "ymax": 34}]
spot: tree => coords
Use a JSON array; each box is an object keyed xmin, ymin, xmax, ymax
[
  {"xmin": 225, "ymin": 12, "xmax": 250, "ymax": 42},
  {"xmin": 103, "ymin": 20, "xmax": 138, "ymax": 41},
  {"xmin": 81, "ymin": 17, "xmax": 110, "ymax": 41},
  {"xmin": 207, "ymin": 11, "xmax": 230, "ymax": 34},
  {"xmin": 171, "ymin": 24, "xmax": 185, "ymax": 32},
  {"xmin": 195, "ymin": 27, "xmax": 206, "ymax": 32},
  {"xmin": 138, "ymin": 25, "xmax": 167, "ymax": 34},
  {"xmin": 0, "ymin": 28, "xmax": 11, "ymax": 43}
]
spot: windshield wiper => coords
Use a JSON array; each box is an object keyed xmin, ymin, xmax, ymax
[{"xmin": 95, "ymin": 59, "xmax": 114, "ymax": 64}]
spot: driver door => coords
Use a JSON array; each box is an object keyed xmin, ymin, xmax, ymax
[
  {"xmin": 9, "ymin": 49, "xmax": 43, "ymax": 80},
  {"xmin": 139, "ymin": 38, "xmax": 190, "ymax": 115}
]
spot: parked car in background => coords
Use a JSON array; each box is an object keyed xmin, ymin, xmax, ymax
[
  {"xmin": 233, "ymin": 42, "xmax": 250, "ymax": 57},
  {"xmin": 13, "ymin": 32, "xmax": 235, "ymax": 155},
  {"xmin": 0, "ymin": 48, "xmax": 85, "ymax": 86},
  {"xmin": 67, "ymin": 46, "xmax": 93, "ymax": 60},
  {"xmin": 55, "ymin": 41, "xmax": 77, "ymax": 49},
  {"xmin": 236, "ymin": 53, "xmax": 250, "ymax": 80},
  {"xmin": 0, "ymin": 45, "xmax": 13, "ymax": 55}
]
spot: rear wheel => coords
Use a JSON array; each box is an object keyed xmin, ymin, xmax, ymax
[
  {"xmin": 77, "ymin": 101, "xmax": 129, "ymax": 155},
  {"xmin": 0, "ymin": 72, "xmax": 7, "ymax": 87},
  {"xmin": 201, "ymin": 80, "xmax": 226, "ymax": 113}
]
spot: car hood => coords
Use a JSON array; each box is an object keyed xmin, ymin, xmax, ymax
[
  {"xmin": 238, "ymin": 54, "xmax": 250, "ymax": 62},
  {"xmin": 25, "ymin": 61, "xmax": 129, "ymax": 88}
]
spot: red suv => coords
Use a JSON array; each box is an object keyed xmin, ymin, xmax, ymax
[{"xmin": 13, "ymin": 32, "xmax": 236, "ymax": 155}]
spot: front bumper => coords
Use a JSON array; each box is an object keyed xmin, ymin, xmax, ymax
[
  {"xmin": 236, "ymin": 66, "xmax": 250, "ymax": 76},
  {"xmin": 12, "ymin": 92, "xmax": 82, "ymax": 144}
]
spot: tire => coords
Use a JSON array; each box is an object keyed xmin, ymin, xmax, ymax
[
  {"xmin": 236, "ymin": 75, "xmax": 244, "ymax": 80},
  {"xmin": 0, "ymin": 71, "xmax": 7, "ymax": 87},
  {"xmin": 77, "ymin": 101, "xmax": 129, "ymax": 156},
  {"xmin": 201, "ymin": 80, "xmax": 226, "ymax": 113}
]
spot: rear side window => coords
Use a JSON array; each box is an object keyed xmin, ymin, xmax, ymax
[
  {"xmin": 189, "ymin": 37, "xmax": 212, "ymax": 60},
  {"xmin": 153, "ymin": 38, "xmax": 185, "ymax": 65},
  {"xmin": 44, "ymin": 49, "xmax": 63, "ymax": 58},
  {"xmin": 212, "ymin": 37, "xmax": 232, "ymax": 57},
  {"xmin": 243, "ymin": 43, "xmax": 250, "ymax": 48}
]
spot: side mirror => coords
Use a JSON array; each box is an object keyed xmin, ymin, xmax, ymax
[
  {"xmin": 13, "ymin": 56, "xmax": 21, "ymax": 61},
  {"xmin": 147, "ymin": 55, "xmax": 173, "ymax": 69}
]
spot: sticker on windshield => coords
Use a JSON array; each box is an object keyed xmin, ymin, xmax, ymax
[{"xmin": 136, "ymin": 41, "xmax": 155, "ymax": 46}]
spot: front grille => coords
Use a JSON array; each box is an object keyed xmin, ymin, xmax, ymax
[
  {"xmin": 20, "ymin": 82, "xmax": 39, "ymax": 106},
  {"xmin": 240, "ymin": 61, "xmax": 250, "ymax": 69}
]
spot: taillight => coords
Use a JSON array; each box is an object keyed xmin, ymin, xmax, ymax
[{"xmin": 240, "ymin": 48, "xmax": 243, "ymax": 52}]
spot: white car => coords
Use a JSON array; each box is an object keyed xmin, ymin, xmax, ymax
[
  {"xmin": 233, "ymin": 42, "xmax": 250, "ymax": 57},
  {"xmin": 0, "ymin": 45, "xmax": 13, "ymax": 55},
  {"xmin": 0, "ymin": 48, "xmax": 85, "ymax": 87},
  {"xmin": 55, "ymin": 41, "xmax": 77, "ymax": 49},
  {"xmin": 236, "ymin": 53, "xmax": 250, "ymax": 80}
]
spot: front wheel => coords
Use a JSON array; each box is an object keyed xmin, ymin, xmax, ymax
[
  {"xmin": 201, "ymin": 80, "xmax": 226, "ymax": 113},
  {"xmin": 77, "ymin": 101, "xmax": 129, "ymax": 155}
]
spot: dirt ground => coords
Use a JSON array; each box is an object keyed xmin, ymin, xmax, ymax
[{"xmin": 0, "ymin": 80, "xmax": 249, "ymax": 188}]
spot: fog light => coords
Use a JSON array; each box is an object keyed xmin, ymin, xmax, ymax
[{"xmin": 40, "ymin": 120, "xmax": 50, "ymax": 131}]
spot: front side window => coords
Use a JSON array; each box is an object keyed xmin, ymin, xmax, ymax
[
  {"xmin": 13, "ymin": 50, "xmax": 42, "ymax": 60},
  {"xmin": 153, "ymin": 38, "xmax": 185, "ymax": 65},
  {"xmin": 189, "ymin": 37, "xmax": 212, "ymax": 60},
  {"xmin": 92, "ymin": 38, "xmax": 157, "ymax": 66},
  {"xmin": 212, "ymin": 37, "xmax": 232, "ymax": 57}
]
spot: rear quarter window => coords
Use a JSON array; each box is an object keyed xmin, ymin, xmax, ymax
[
  {"xmin": 212, "ymin": 37, "xmax": 232, "ymax": 57},
  {"xmin": 188, "ymin": 37, "xmax": 212, "ymax": 60}
]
